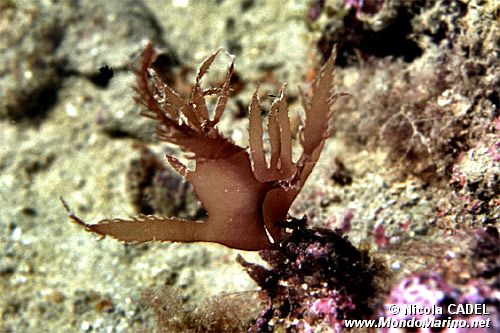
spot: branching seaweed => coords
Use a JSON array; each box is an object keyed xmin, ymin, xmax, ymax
[{"xmin": 63, "ymin": 43, "xmax": 346, "ymax": 251}]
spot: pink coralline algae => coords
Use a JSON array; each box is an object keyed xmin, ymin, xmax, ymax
[
  {"xmin": 309, "ymin": 291, "xmax": 356, "ymax": 332},
  {"xmin": 344, "ymin": 0, "xmax": 385, "ymax": 17},
  {"xmin": 382, "ymin": 272, "xmax": 499, "ymax": 332},
  {"xmin": 238, "ymin": 225, "xmax": 377, "ymax": 332},
  {"xmin": 385, "ymin": 273, "xmax": 454, "ymax": 322},
  {"xmin": 374, "ymin": 221, "xmax": 391, "ymax": 248},
  {"xmin": 326, "ymin": 208, "xmax": 354, "ymax": 234}
]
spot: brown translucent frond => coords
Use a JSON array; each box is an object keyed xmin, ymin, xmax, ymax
[
  {"xmin": 300, "ymin": 47, "xmax": 337, "ymax": 156},
  {"xmin": 294, "ymin": 46, "xmax": 348, "ymax": 186},
  {"xmin": 248, "ymin": 89, "xmax": 268, "ymax": 181},
  {"xmin": 165, "ymin": 155, "xmax": 188, "ymax": 177},
  {"xmin": 268, "ymin": 94, "xmax": 281, "ymax": 171},
  {"xmin": 211, "ymin": 60, "xmax": 234, "ymax": 125},
  {"xmin": 256, "ymin": 47, "xmax": 344, "ymax": 241},
  {"xmin": 67, "ymin": 43, "xmax": 345, "ymax": 251},
  {"xmin": 190, "ymin": 49, "xmax": 226, "ymax": 123},
  {"xmin": 276, "ymin": 87, "xmax": 294, "ymax": 177},
  {"xmin": 248, "ymin": 86, "xmax": 296, "ymax": 183},
  {"xmin": 133, "ymin": 43, "xmax": 237, "ymax": 159},
  {"xmin": 71, "ymin": 214, "xmax": 210, "ymax": 243}
]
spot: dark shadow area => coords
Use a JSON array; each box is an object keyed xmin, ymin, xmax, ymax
[
  {"xmin": 89, "ymin": 65, "xmax": 114, "ymax": 88},
  {"xmin": 7, "ymin": 83, "xmax": 61, "ymax": 125},
  {"xmin": 318, "ymin": 7, "xmax": 422, "ymax": 66}
]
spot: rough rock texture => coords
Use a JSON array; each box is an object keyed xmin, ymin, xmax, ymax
[{"xmin": 0, "ymin": 0, "xmax": 66, "ymax": 120}]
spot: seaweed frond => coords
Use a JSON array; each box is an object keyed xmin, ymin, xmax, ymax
[{"xmin": 64, "ymin": 43, "xmax": 345, "ymax": 251}]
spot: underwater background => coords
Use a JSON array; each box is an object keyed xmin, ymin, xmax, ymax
[{"xmin": 1, "ymin": 0, "xmax": 498, "ymax": 332}]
